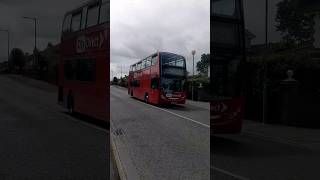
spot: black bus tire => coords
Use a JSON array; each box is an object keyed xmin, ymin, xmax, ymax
[
  {"xmin": 144, "ymin": 93, "xmax": 149, "ymax": 103},
  {"xmin": 67, "ymin": 93, "xmax": 74, "ymax": 114}
]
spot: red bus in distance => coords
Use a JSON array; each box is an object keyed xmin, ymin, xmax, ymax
[
  {"xmin": 58, "ymin": 0, "xmax": 109, "ymax": 122},
  {"xmin": 128, "ymin": 52, "xmax": 187, "ymax": 105}
]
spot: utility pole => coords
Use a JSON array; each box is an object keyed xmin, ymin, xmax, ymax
[
  {"xmin": 265, "ymin": 0, "xmax": 268, "ymax": 47},
  {"xmin": 22, "ymin": 16, "xmax": 37, "ymax": 66},
  {"xmin": 120, "ymin": 65, "xmax": 122, "ymax": 79},
  {"xmin": 262, "ymin": 0, "xmax": 268, "ymax": 124},
  {"xmin": 0, "ymin": 29, "xmax": 10, "ymax": 60},
  {"xmin": 191, "ymin": 50, "xmax": 196, "ymax": 101},
  {"xmin": 0, "ymin": 29, "xmax": 10, "ymax": 70}
]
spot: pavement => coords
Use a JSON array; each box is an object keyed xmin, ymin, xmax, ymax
[
  {"xmin": 242, "ymin": 120, "xmax": 320, "ymax": 150},
  {"xmin": 212, "ymin": 120, "xmax": 320, "ymax": 180},
  {"xmin": 4, "ymin": 76, "xmax": 319, "ymax": 179},
  {"xmin": 110, "ymin": 85, "xmax": 210, "ymax": 180},
  {"xmin": 0, "ymin": 75, "xmax": 109, "ymax": 179}
]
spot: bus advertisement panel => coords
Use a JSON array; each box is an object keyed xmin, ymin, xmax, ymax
[{"xmin": 58, "ymin": 0, "xmax": 110, "ymax": 122}]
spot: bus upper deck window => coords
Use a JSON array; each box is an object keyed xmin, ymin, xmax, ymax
[
  {"xmin": 99, "ymin": 1, "xmax": 109, "ymax": 23},
  {"xmin": 212, "ymin": 0, "xmax": 238, "ymax": 18},
  {"xmin": 151, "ymin": 55, "xmax": 158, "ymax": 65},
  {"xmin": 81, "ymin": 7, "xmax": 88, "ymax": 30},
  {"xmin": 142, "ymin": 60, "xmax": 147, "ymax": 69},
  {"xmin": 137, "ymin": 62, "xmax": 142, "ymax": 70},
  {"xmin": 86, "ymin": 5, "xmax": 99, "ymax": 28},
  {"xmin": 176, "ymin": 59, "xmax": 185, "ymax": 68},
  {"xmin": 146, "ymin": 57, "xmax": 151, "ymax": 67},
  {"xmin": 71, "ymin": 12, "xmax": 82, "ymax": 32},
  {"xmin": 63, "ymin": 14, "xmax": 72, "ymax": 32}
]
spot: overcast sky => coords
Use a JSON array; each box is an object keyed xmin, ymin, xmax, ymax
[
  {"xmin": 0, "ymin": 0, "xmax": 88, "ymax": 62},
  {"xmin": 244, "ymin": 0, "xmax": 282, "ymax": 44},
  {"xmin": 111, "ymin": 0, "xmax": 284, "ymax": 78},
  {"xmin": 110, "ymin": 0, "xmax": 210, "ymax": 78},
  {"xmin": 0, "ymin": 0, "xmax": 284, "ymax": 70}
]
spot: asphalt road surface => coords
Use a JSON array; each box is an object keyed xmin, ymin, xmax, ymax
[
  {"xmin": 0, "ymin": 75, "xmax": 109, "ymax": 179},
  {"xmin": 212, "ymin": 130, "xmax": 320, "ymax": 180},
  {"xmin": 110, "ymin": 86, "xmax": 210, "ymax": 180}
]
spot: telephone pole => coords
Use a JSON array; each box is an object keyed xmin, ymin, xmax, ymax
[
  {"xmin": 0, "ymin": 29, "xmax": 9, "ymax": 61},
  {"xmin": 191, "ymin": 50, "xmax": 196, "ymax": 101},
  {"xmin": 22, "ymin": 16, "xmax": 37, "ymax": 66}
]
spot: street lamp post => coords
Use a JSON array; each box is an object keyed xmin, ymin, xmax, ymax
[
  {"xmin": 0, "ymin": 29, "xmax": 10, "ymax": 62},
  {"xmin": 191, "ymin": 50, "xmax": 196, "ymax": 101},
  {"xmin": 22, "ymin": 16, "xmax": 37, "ymax": 66},
  {"xmin": 262, "ymin": 0, "xmax": 269, "ymax": 124},
  {"xmin": 0, "ymin": 29, "xmax": 10, "ymax": 71}
]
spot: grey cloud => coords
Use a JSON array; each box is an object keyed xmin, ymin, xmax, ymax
[
  {"xmin": 0, "ymin": 0, "xmax": 86, "ymax": 62},
  {"xmin": 244, "ymin": 0, "xmax": 282, "ymax": 44},
  {"xmin": 110, "ymin": 0, "xmax": 210, "ymax": 77}
]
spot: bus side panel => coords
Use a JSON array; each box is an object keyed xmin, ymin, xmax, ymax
[
  {"xmin": 60, "ymin": 25, "xmax": 109, "ymax": 122},
  {"xmin": 75, "ymin": 27, "xmax": 109, "ymax": 122},
  {"xmin": 74, "ymin": 53, "xmax": 109, "ymax": 122},
  {"xmin": 210, "ymin": 98, "xmax": 244, "ymax": 134}
]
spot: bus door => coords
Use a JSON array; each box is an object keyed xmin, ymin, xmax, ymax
[{"xmin": 211, "ymin": 0, "xmax": 246, "ymax": 134}]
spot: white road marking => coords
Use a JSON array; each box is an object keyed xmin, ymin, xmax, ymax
[
  {"xmin": 211, "ymin": 166, "xmax": 251, "ymax": 180},
  {"xmin": 63, "ymin": 112, "xmax": 108, "ymax": 132},
  {"xmin": 38, "ymin": 104, "xmax": 108, "ymax": 132},
  {"xmin": 111, "ymin": 85, "xmax": 210, "ymax": 128},
  {"xmin": 2, "ymin": 75, "xmax": 108, "ymax": 133},
  {"xmin": 134, "ymin": 98, "xmax": 210, "ymax": 128}
]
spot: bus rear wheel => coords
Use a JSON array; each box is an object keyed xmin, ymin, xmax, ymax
[
  {"xmin": 67, "ymin": 91, "xmax": 74, "ymax": 114},
  {"xmin": 144, "ymin": 93, "xmax": 149, "ymax": 103}
]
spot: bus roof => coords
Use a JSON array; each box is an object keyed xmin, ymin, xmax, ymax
[
  {"xmin": 159, "ymin": 52, "xmax": 184, "ymax": 57},
  {"xmin": 64, "ymin": 0, "xmax": 101, "ymax": 16},
  {"xmin": 130, "ymin": 52, "xmax": 184, "ymax": 67}
]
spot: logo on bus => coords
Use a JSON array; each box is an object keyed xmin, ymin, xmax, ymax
[
  {"xmin": 76, "ymin": 33, "xmax": 104, "ymax": 53},
  {"xmin": 211, "ymin": 102, "xmax": 228, "ymax": 114}
]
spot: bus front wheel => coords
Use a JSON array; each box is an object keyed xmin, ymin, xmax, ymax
[{"xmin": 67, "ymin": 91, "xmax": 74, "ymax": 114}]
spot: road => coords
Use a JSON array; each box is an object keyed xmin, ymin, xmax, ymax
[
  {"xmin": 0, "ymin": 75, "xmax": 109, "ymax": 179},
  {"xmin": 110, "ymin": 86, "xmax": 210, "ymax": 180},
  {"xmin": 212, "ymin": 126, "xmax": 320, "ymax": 180}
]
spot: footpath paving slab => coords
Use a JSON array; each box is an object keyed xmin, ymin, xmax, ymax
[
  {"xmin": 186, "ymin": 100, "xmax": 210, "ymax": 110},
  {"xmin": 243, "ymin": 120, "xmax": 320, "ymax": 149}
]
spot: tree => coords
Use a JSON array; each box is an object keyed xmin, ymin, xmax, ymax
[
  {"xmin": 9, "ymin": 48, "xmax": 25, "ymax": 73},
  {"xmin": 47, "ymin": 42, "xmax": 53, "ymax": 48},
  {"xmin": 196, "ymin": 54, "xmax": 210, "ymax": 76},
  {"xmin": 113, "ymin": 77, "xmax": 118, "ymax": 84},
  {"xmin": 275, "ymin": 0, "xmax": 315, "ymax": 47},
  {"xmin": 37, "ymin": 54, "xmax": 48, "ymax": 80}
]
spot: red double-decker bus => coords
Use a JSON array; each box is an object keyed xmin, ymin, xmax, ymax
[
  {"xmin": 211, "ymin": 0, "xmax": 245, "ymax": 134},
  {"xmin": 58, "ymin": 0, "xmax": 109, "ymax": 122},
  {"xmin": 128, "ymin": 52, "xmax": 187, "ymax": 105}
]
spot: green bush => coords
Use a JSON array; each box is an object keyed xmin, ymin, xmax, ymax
[{"xmin": 247, "ymin": 49, "xmax": 320, "ymax": 93}]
